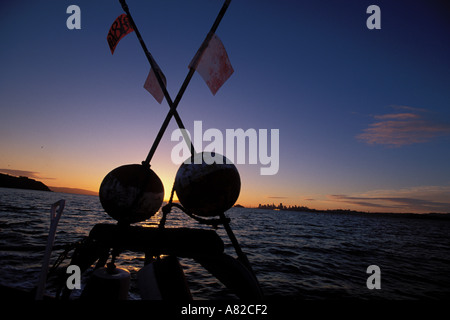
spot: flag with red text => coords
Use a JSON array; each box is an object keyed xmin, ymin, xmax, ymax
[
  {"xmin": 189, "ymin": 34, "xmax": 233, "ymax": 95},
  {"xmin": 107, "ymin": 14, "xmax": 134, "ymax": 54}
]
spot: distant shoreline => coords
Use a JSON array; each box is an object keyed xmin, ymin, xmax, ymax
[
  {"xmin": 0, "ymin": 173, "xmax": 98, "ymax": 196},
  {"xmin": 255, "ymin": 203, "xmax": 450, "ymax": 220},
  {"xmin": 0, "ymin": 173, "xmax": 51, "ymax": 192},
  {"xmin": 48, "ymin": 186, "xmax": 98, "ymax": 196}
]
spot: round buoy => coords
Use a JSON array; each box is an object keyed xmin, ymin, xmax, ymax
[
  {"xmin": 99, "ymin": 164, "xmax": 164, "ymax": 224},
  {"xmin": 174, "ymin": 152, "xmax": 240, "ymax": 217}
]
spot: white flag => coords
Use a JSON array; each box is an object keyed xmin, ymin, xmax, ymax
[
  {"xmin": 190, "ymin": 34, "xmax": 234, "ymax": 95},
  {"xmin": 144, "ymin": 68, "xmax": 166, "ymax": 104}
]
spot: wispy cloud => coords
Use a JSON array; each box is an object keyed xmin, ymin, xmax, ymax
[
  {"xmin": 357, "ymin": 107, "xmax": 450, "ymax": 147},
  {"xmin": 0, "ymin": 169, "xmax": 55, "ymax": 180},
  {"xmin": 328, "ymin": 186, "xmax": 450, "ymax": 213},
  {"xmin": 266, "ymin": 196, "xmax": 288, "ymax": 199}
]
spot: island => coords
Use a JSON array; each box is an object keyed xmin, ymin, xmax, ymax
[
  {"xmin": 257, "ymin": 202, "xmax": 450, "ymax": 220},
  {"xmin": 0, "ymin": 173, "xmax": 52, "ymax": 192}
]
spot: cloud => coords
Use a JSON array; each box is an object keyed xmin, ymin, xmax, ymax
[
  {"xmin": 357, "ymin": 108, "xmax": 450, "ymax": 147},
  {"xmin": 266, "ymin": 196, "xmax": 288, "ymax": 199},
  {"xmin": 328, "ymin": 186, "xmax": 450, "ymax": 213},
  {"xmin": 391, "ymin": 105, "xmax": 429, "ymax": 113},
  {"xmin": 0, "ymin": 169, "xmax": 39, "ymax": 178},
  {"xmin": 373, "ymin": 113, "xmax": 419, "ymax": 120}
]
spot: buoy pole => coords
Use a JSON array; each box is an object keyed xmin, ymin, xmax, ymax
[
  {"xmin": 219, "ymin": 212, "xmax": 257, "ymax": 277},
  {"xmin": 119, "ymin": 0, "xmax": 194, "ymax": 166},
  {"xmin": 118, "ymin": 0, "xmax": 231, "ymax": 166}
]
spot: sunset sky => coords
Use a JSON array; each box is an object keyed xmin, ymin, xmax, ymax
[{"xmin": 1, "ymin": 0, "xmax": 450, "ymax": 213}]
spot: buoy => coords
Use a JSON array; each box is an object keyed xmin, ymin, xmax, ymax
[
  {"xmin": 99, "ymin": 164, "xmax": 164, "ymax": 224},
  {"xmin": 174, "ymin": 152, "xmax": 240, "ymax": 217},
  {"xmin": 81, "ymin": 266, "xmax": 131, "ymax": 300}
]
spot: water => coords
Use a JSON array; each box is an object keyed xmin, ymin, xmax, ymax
[{"xmin": 1, "ymin": 187, "xmax": 449, "ymax": 300}]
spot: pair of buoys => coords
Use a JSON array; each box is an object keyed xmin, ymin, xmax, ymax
[{"xmin": 99, "ymin": 152, "xmax": 240, "ymax": 224}]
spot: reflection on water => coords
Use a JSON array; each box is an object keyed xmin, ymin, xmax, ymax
[{"xmin": 1, "ymin": 188, "xmax": 450, "ymax": 299}]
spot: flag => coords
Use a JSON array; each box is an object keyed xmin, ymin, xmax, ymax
[
  {"xmin": 189, "ymin": 34, "xmax": 233, "ymax": 95},
  {"xmin": 107, "ymin": 14, "xmax": 134, "ymax": 54},
  {"xmin": 144, "ymin": 68, "xmax": 167, "ymax": 104}
]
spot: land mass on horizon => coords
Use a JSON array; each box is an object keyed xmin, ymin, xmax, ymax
[
  {"xmin": 0, "ymin": 173, "xmax": 98, "ymax": 195},
  {"xmin": 0, "ymin": 173, "xmax": 51, "ymax": 192},
  {"xmin": 257, "ymin": 202, "xmax": 450, "ymax": 220},
  {"xmin": 49, "ymin": 186, "xmax": 98, "ymax": 196}
]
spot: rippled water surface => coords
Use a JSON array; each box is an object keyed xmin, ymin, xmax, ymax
[{"xmin": 1, "ymin": 188, "xmax": 449, "ymax": 300}]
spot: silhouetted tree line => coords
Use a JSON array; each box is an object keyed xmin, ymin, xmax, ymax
[
  {"xmin": 257, "ymin": 202, "xmax": 450, "ymax": 220},
  {"xmin": 258, "ymin": 202, "xmax": 368, "ymax": 214},
  {"xmin": 258, "ymin": 203, "xmax": 315, "ymax": 212}
]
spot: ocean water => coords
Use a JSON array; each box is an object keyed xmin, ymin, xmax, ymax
[{"xmin": 1, "ymin": 187, "xmax": 449, "ymax": 300}]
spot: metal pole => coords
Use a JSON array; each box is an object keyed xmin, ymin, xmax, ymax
[
  {"xmin": 119, "ymin": 0, "xmax": 194, "ymax": 166},
  {"xmin": 119, "ymin": 0, "xmax": 232, "ymax": 166},
  {"xmin": 219, "ymin": 212, "xmax": 256, "ymax": 277}
]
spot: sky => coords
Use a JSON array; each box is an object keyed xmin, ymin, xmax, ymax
[{"xmin": 1, "ymin": 0, "xmax": 450, "ymax": 213}]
